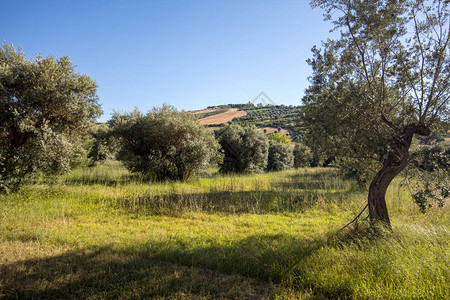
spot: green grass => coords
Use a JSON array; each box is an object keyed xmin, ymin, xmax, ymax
[{"xmin": 0, "ymin": 161, "xmax": 448, "ymax": 299}]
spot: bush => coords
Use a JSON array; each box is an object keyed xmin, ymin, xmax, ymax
[
  {"xmin": 216, "ymin": 124, "xmax": 268, "ymax": 173},
  {"xmin": 267, "ymin": 140, "xmax": 294, "ymax": 171},
  {"xmin": 414, "ymin": 141, "xmax": 449, "ymax": 172},
  {"xmin": 293, "ymin": 143, "xmax": 313, "ymax": 168},
  {"xmin": 110, "ymin": 106, "xmax": 220, "ymax": 180},
  {"xmin": 0, "ymin": 43, "xmax": 101, "ymax": 192},
  {"xmin": 87, "ymin": 124, "xmax": 119, "ymax": 166},
  {"xmin": 268, "ymin": 132, "xmax": 290, "ymax": 145}
]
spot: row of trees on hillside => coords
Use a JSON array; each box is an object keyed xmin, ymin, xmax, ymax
[{"xmin": 233, "ymin": 105, "xmax": 301, "ymax": 128}]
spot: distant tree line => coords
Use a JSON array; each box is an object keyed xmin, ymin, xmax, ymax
[
  {"xmin": 203, "ymin": 104, "xmax": 304, "ymax": 136},
  {"xmin": 0, "ymin": 36, "xmax": 338, "ymax": 193},
  {"xmin": 0, "ymin": 36, "xmax": 321, "ymax": 193},
  {"xmin": 100, "ymin": 115, "xmax": 316, "ymax": 178}
]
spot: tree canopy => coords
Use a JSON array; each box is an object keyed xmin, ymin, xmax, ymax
[
  {"xmin": 216, "ymin": 124, "xmax": 269, "ymax": 173},
  {"xmin": 0, "ymin": 43, "xmax": 102, "ymax": 192},
  {"xmin": 110, "ymin": 106, "xmax": 220, "ymax": 181},
  {"xmin": 268, "ymin": 132, "xmax": 291, "ymax": 145},
  {"xmin": 293, "ymin": 143, "xmax": 314, "ymax": 168},
  {"xmin": 267, "ymin": 140, "xmax": 294, "ymax": 171},
  {"xmin": 303, "ymin": 0, "xmax": 449, "ymax": 226}
]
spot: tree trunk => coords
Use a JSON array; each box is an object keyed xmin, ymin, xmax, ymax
[
  {"xmin": 368, "ymin": 124, "xmax": 430, "ymax": 227},
  {"xmin": 368, "ymin": 157, "xmax": 407, "ymax": 227}
]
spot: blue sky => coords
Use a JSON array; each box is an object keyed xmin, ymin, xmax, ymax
[{"xmin": 1, "ymin": 0, "xmax": 333, "ymax": 121}]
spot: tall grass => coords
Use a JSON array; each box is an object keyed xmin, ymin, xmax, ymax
[{"xmin": 0, "ymin": 161, "xmax": 448, "ymax": 299}]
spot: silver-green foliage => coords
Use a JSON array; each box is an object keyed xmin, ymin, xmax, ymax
[
  {"xmin": 304, "ymin": 0, "xmax": 449, "ymax": 171},
  {"xmin": 216, "ymin": 124, "xmax": 269, "ymax": 173},
  {"xmin": 293, "ymin": 143, "xmax": 313, "ymax": 168},
  {"xmin": 87, "ymin": 124, "xmax": 119, "ymax": 166},
  {"xmin": 110, "ymin": 105, "xmax": 220, "ymax": 180},
  {"xmin": 303, "ymin": 0, "xmax": 449, "ymax": 225},
  {"xmin": 410, "ymin": 141, "xmax": 449, "ymax": 211},
  {"xmin": 0, "ymin": 43, "xmax": 102, "ymax": 192},
  {"xmin": 267, "ymin": 140, "xmax": 294, "ymax": 172}
]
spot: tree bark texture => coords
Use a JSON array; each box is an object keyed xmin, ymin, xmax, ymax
[{"xmin": 368, "ymin": 124, "xmax": 430, "ymax": 227}]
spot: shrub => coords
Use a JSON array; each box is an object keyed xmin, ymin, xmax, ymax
[
  {"xmin": 216, "ymin": 124, "xmax": 268, "ymax": 173},
  {"xmin": 293, "ymin": 143, "xmax": 313, "ymax": 168},
  {"xmin": 0, "ymin": 43, "xmax": 101, "ymax": 192},
  {"xmin": 268, "ymin": 132, "xmax": 291, "ymax": 145},
  {"xmin": 110, "ymin": 106, "xmax": 220, "ymax": 180},
  {"xmin": 267, "ymin": 140, "xmax": 294, "ymax": 171},
  {"xmin": 87, "ymin": 124, "xmax": 119, "ymax": 166},
  {"xmin": 409, "ymin": 141, "xmax": 449, "ymax": 211}
]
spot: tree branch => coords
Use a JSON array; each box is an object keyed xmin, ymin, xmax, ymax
[{"xmin": 339, "ymin": 203, "xmax": 369, "ymax": 231}]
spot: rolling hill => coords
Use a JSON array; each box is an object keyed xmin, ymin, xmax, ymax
[{"xmin": 193, "ymin": 103, "xmax": 303, "ymax": 142}]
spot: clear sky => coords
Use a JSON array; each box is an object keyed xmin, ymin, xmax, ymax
[{"xmin": 1, "ymin": 0, "xmax": 333, "ymax": 122}]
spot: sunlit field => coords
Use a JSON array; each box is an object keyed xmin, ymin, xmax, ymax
[{"xmin": 0, "ymin": 161, "xmax": 448, "ymax": 299}]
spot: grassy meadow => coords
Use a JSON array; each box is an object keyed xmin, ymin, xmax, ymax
[{"xmin": 0, "ymin": 161, "xmax": 448, "ymax": 299}]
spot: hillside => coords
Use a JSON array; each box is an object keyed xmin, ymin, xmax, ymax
[
  {"xmin": 194, "ymin": 103, "xmax": 304, "ymax": 141},
  {"xmin": 197, "ymin": 108, "xmax": 247, "ymax": 125}
]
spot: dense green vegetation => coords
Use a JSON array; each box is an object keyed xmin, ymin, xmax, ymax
[
  {"xmin": 234, "ymin": 105, "xmax": 301, "ymax": 129},
  {"xmin": 410, "ymin": 141, "xmax": 450, "ymax": 213},
  {"xmin": 0, "ymin": 161, "xmax": 448, "ymax": 299},
  {"xmin": 267, "ymin": 140, "xmax": 294, "ymax": 172},
  {"xmin": 303, "ymin": 0, "xmax": 449, "ymax": 226},
  {"xmin": 268, "ymin": 132, "xmax": 291, "ymax": 145},
  {"xmin": 294, "ymin": 143, "xmax": 314, "ymax": 168},
  {"xmin": 109, "ymin": 106, "xmax": 219, "ymax": 181},
  {"xmin": 216, "ymin": 124, "xmax": 268, "ymax": 174},
  {"xmin": 0, "ymin": 43, "xmax": 101, "ymax": 192}
]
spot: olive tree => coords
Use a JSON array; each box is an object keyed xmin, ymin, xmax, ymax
[
  {"xmin": 110, "ymin": 106, "xmax": 220, "ymax": 180},
  {"xmin": 410, "ymin": 141, "xmax": 449, "ymax": 212},
  {"xmin": 293, "ymin": 143, "xmax": 313, "ymax": 168},
  {"xmin": 0, "ymin": 43, "xmax": 101, "ymax": 192},
  {"xmin": 87, "ymin": 123, "xmax": 119, "ymax": 166},
  {"xmin": 303, "ymin": 0, "xmax": 449, "ymax": 226},
  {"xmin": 216, "ymin": 124, "xmax": 269, "ymax": 173},
  {"xmin": 267, "ymin": 140, "xmax": 294, "ymax": 171}
]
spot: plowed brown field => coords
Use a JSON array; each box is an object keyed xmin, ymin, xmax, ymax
[{"xmin": 197, "ymin": 108, "xmax": 247, "ymax": 125}]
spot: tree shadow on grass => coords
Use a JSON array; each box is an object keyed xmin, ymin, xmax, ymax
[
  {"xmin": 104, "ymin": 187, "xmax": 358, "ymax": 217},
  {"xmin": 275, "ymin": 170, "xmax": 356, "ymax": 192},
  {"xmin": 0, "ymin": 233, "xmax": 347, "ymax": 299},
  {"xmin": 45, "ymin": 167, "xmax": 336, "ymax": 188},
  {"xmin": 102, "ymin": 190, "xmax": 327, "ymax": 215},
  {"xmin": 147, "ymin": 233, "xmax": 354, "ymax": 299},
  {"xmin": 0, "ymin": 247, "xmax": 275, "ymax": 299},
  {"xmin": 57, "ymin": 174, "xmax": 136, "ymax": 187}
]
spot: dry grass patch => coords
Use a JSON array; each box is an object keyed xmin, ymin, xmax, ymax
[{"xmin": 197, "ymin": 108, "xmax": 247, "ymax": 125}]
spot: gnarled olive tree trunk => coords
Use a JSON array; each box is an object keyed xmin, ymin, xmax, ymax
[{"xmin": 368, "ymin": 124, "xmax": 430, "ymax": 227}]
